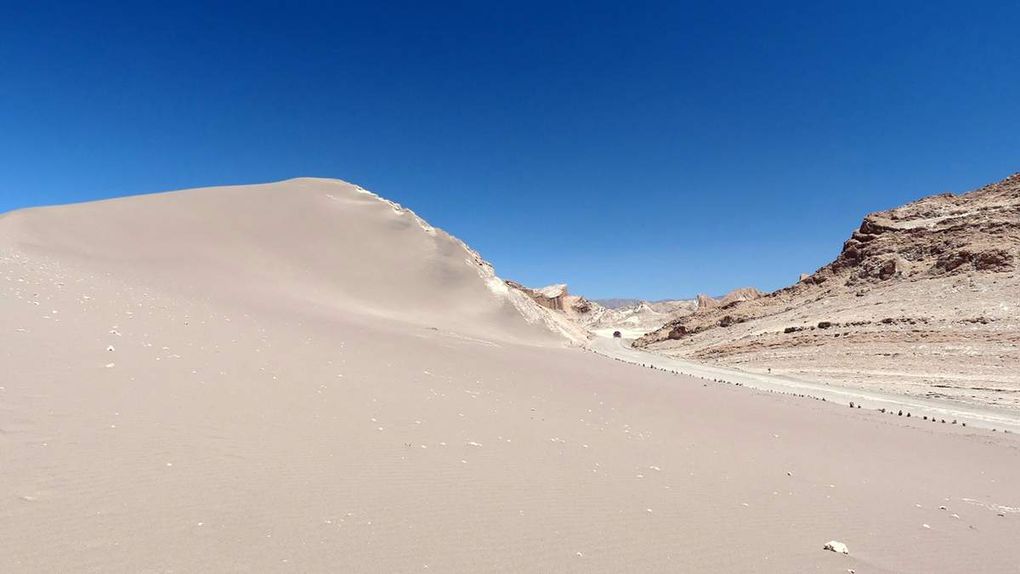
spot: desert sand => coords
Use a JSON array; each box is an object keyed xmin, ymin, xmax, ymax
[{"xmin": 2, "ymin": 179, "xmax": 1019, "ymax": 573}]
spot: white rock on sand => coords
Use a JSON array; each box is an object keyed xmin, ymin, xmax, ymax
[{"xmin": 824, "ymin": 541, "xmax": 850, "ymax": 554}]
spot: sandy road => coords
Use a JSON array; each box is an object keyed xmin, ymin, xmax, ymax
[{"xmin": 591, "ymin": 336, "xmax": 1020, "ymax": 433}]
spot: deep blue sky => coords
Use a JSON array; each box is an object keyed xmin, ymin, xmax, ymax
[{"xmin": 1, "ymin": 1, "xmax": 1017, "ymax": 299}]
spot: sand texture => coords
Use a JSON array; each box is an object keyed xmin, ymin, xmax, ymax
[{"xmin": 2, "ymin": 179, "xmax": 1019, "ymax": 572}]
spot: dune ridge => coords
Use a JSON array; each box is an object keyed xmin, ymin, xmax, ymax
[{"xmin": 0, "ymin": 178, "xmax": 584, "ymax": 345}]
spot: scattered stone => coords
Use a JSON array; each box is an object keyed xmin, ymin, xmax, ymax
[{"xmin": 823, "ymin": 541, "xmax": 849, "ymax": 554}]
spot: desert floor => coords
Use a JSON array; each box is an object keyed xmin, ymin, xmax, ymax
[{"xmin": 3, "ymin": 180, "xmax": 1019, "ymax": 572}]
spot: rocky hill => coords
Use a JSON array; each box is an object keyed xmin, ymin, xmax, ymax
[
  {"xmin": 636, "ymin": 173, "xmax": 1020, "ymax": 410},
  {"xmin": 694, "ymin": 287, "xmax": 763, "ymax": 310},
  {"xmin": 507, "ymin": 283, "xmax": 698, "ymax": 339},
  {"xmin": 590, "ymin": 298, "xmax": 698, "ymax": 338},
  {"xmin": 593, "ymin": 298, "xmax": 643, "ymax": 309}
]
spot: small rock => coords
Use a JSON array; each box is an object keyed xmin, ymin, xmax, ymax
[{"xmin": 823, "ymin": 540, "xmax": 849, "ymax": 554}]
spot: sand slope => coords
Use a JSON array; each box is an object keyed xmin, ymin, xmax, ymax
[
  {"xmin": 0, "ymin": 178, "xmax": 563, "ymax": 344},
  {"xmin": 2, "ymin": 179, "xmax": 1019, "ymax": 573}
]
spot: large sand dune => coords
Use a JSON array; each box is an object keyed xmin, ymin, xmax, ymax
[
  {"xmin": 2, "ymin": 179, "xmax": 1019, "ymax": 572},
  {"xmin": 0, "ymin": 178, "xmax": 563, "ymax": 344}
]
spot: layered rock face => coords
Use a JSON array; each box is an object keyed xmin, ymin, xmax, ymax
[
  {"xmin": 636, "ymin": 173, "xmax": 1020, "ymax": 410},
  {"xmin": 505, "ymin": 282, "xmax": 591, "ymax": 314},
  {"xmin": 812, "ymin": 174, "xmax": 1018, "ymax": 284}
]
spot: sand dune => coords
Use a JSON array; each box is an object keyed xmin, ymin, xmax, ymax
[
  {"xmin": 2, "ymin": 179, "xmax": 1019, "ymax": 573},
  {"xmin": 0, "ymin": 178, "xmax": 563, "ymax": 344}
]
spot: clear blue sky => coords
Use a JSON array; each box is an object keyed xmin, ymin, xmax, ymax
[{"xmin": 1, "ymin": 1, "xmax": 1017, "ymax": 299}]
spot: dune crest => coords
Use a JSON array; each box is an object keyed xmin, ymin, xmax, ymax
[{"xmin": 0, "ymin": 178, "xmax": 580, "ymax": 345}]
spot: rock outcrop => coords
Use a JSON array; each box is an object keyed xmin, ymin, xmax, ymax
[
  {"xmin": 823, "ymin": 541, "xmax": 850, "ymax": 555},
  {"xmin": 508, "ymin": 282, "xmax": 697, "ymax": 339},
  {"xmin": 505, "ymin": 282, "xmax": 597, "ymax": 315},
  {"xmin": 506, "ymin": 281, "xmax": 571, "ymax": 311},
  {"xmin": 810, "ymin": 175, "xmax": 1019, "ymax": 284},
  {"xmin": 592, "ymin": 298, "xmax": 698, "ymax": 338},
  {"xmin": 695, "ymin": 287, "xmax": 763, "ymax": 310}
]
